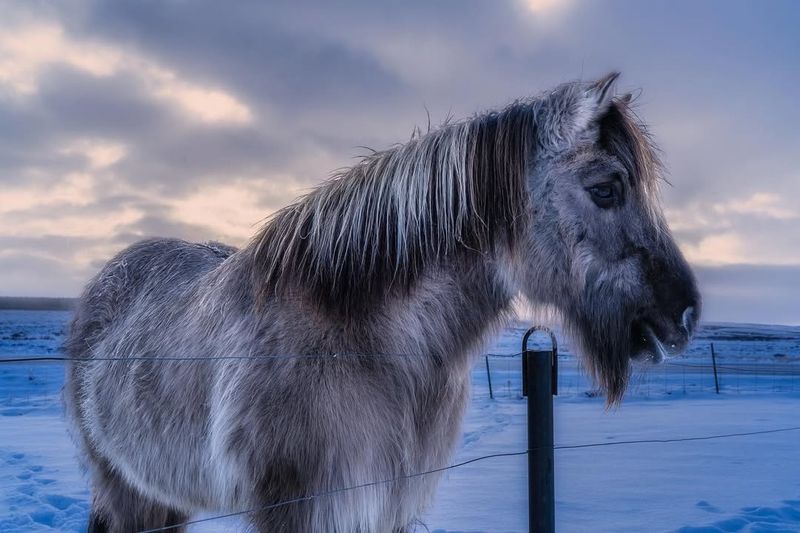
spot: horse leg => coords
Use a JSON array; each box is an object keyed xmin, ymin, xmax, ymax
[
  {"xmin": 86, "ymin": 511, "xmax": 107, "ymax": 533},
  {"xmin": 87, "ymin": 457, "xmax": 188, "ymax": 533}
]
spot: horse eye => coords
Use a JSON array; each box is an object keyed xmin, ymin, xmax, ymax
[{"xmin": 587, "ymin": 183, "xmax": 618, "ymax": 208}]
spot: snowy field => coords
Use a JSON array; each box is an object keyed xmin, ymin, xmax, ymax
[{"xmin": 1, "ymin": 310, "xmax": 799, "ymax": 532}]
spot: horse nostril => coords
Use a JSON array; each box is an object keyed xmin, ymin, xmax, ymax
[{"xmin": 680, "ymin": 306, "xmax": 696, "ymax": 336}]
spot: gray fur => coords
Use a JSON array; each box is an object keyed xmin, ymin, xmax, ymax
[{"xmin": 64, "ymin": 74, "xmax": 699, "ymax": 532}]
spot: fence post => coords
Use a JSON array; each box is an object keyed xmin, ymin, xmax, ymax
[
  {"xmin": 710, "ymin": 342, "xmax": 720, "ymax": 394},
  {"xmin": 522, "ymin": 326, "xmax": 558, "ymax": 533},
  {"xmin": 485, "ymin": 355, "xmax": 494, "ymax": 400}
]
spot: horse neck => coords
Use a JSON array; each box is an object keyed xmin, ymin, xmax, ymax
[
  {"xmin": 352, "ymin": 247, "xmax": 517, "ymax": 365},
  {"xmin": 423, "ymin": 252, "xmax": 516, "ymax": 360}
]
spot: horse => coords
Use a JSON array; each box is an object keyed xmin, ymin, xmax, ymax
[{"xmin": 64, "ymin": 73, "xmax": 700, "ymax": 532}]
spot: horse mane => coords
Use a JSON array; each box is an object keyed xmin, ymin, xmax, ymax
[
  {"xmin": 250, "ymin": 101, "xmax": 537, "ymax": 310},
  {"xmin": 250, "ymin": 94, "xmax": 658, "ymax": 311}
]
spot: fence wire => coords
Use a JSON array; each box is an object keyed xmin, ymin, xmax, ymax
[
  {"xmin": 139, "ymin": 425, "xmax": 800, "ymax": 533},
  {"xmin": 0, "ymin": 351, "xmax": 526, "ymax": 364}
]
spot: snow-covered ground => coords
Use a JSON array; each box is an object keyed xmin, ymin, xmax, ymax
[{"xmin": 1, "ymin": 310, "xmax": 799, "ymax": 532}]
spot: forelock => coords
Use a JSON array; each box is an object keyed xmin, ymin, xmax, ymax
[{"xmin": 598, "ymin": 100, "xmax": 663, "ymax": 199}]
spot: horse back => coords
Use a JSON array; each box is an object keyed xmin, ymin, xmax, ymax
[{"xmin": 65, "ymin": 238, "xmax": 236, "ymax": 358}]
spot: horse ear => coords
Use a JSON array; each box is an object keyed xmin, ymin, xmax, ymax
[
  {"xmin": 592, "ymin": 72, "xmax": 620, "ymax": 108},
  {"xmin": 573, "ymin": 71, "xmax": 619, "ymax": 133},
  {"xmin": 543, "ymin": 72, "xmax": 620, "ymax": 151}
]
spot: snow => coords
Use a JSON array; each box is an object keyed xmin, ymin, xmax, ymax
[
  {"xmin": 0, "ymin": 413, "xmax": 89, "ymax": 532},
  {"xmin": 1, "ymin": 310, "xmax": 799, "ymax": 532},
  {"xmin": 426, "ymin": 395, "xmax": 800, "ymax": 532}
]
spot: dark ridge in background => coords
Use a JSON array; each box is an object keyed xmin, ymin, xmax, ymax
[{"xmin": 0, "ymin": 297, "xmax": 77, "ymax": 311}]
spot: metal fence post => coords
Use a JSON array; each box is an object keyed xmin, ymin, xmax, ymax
[
  {"xmin": 522, "ymin": 326, "xmax": 558, "ymax": 533},
  {"xmin": 710, "ymin": 342, "xmax": 720, "ymax": 394},
  {"xmin": 485, "ymin": 355, "xmax": 494, "ymax": 400}
]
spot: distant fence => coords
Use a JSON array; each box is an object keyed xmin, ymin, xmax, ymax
[{"xmin": 482, "ymin": 343, "xmax": 800, "ymax": 399}]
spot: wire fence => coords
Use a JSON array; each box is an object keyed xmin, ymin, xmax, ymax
[
  {"xmin": 482, "ymin": 345, "xmax": 800, "ymax": 399},
  {"xmin": 1, "ymin": 344, "xmax": 799, "ymax": 531}
]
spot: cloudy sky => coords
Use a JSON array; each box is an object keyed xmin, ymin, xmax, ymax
[{"xmin": 1, "ymin": 0, "xmax": 798, "ymax": 324}]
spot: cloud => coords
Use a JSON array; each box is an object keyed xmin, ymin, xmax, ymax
[
  {"xmin": 695, "ymin": 264, "xmax": 800, "ymax": 325},
  {"xmin": 0, "ymin": 252, "xmax": 91, "ymax": 297},
  {"xmin": 167, "ymin": 178, "xmax": 305, "ymax": 243},
  {"xmin": 667, "ymin": 192, "xmax": 800, "ymax": 266},
  {"xmin": 0, "ymin": 23, "xmax": 118, "ymax": 94},
  {"xmin": 712, "ymin": 193, "xmax": 798, "ymax": 220},
  {"xmin": 520, "ymin": 0, "xmax": 576, "ymax": 19},
  {"xmin": 143, "ymin": 63, "xmax": 253, "ymax": 124},
  {"xmin": 0, "ymin": 20, "xmax": 252, "ymax": 124},
  {"xmin": 681, "ymin": 233, "xmax": 746, "ymax": 266},
  {"xmin": 1, "ymin": 172, "xmax": 97, "ymax": 219},
  {"xmin": 668, "ymin": 192, "xmax": 799, "ymax": 233},
  {"xmin": 59, "ymin": 138, "xmax": 126, "ymax": 169}
]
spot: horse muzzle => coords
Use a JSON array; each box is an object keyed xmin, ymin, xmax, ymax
[{"xmin": 629, "ymin": 305, "xmax": 698, "ymax": 363}]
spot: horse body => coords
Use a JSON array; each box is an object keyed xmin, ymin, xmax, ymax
[
  {"xmin": 66, "ymin": 238, "xmax": 513, "ymax": 531},
  {"xmin": 65, "ymin": 74, "xmax": 701, "ymax": 532}
]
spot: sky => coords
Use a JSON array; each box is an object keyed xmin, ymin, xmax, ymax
[{"xmin": 0, "ymin": 0, "xmax": 798, "ymax": 324}]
